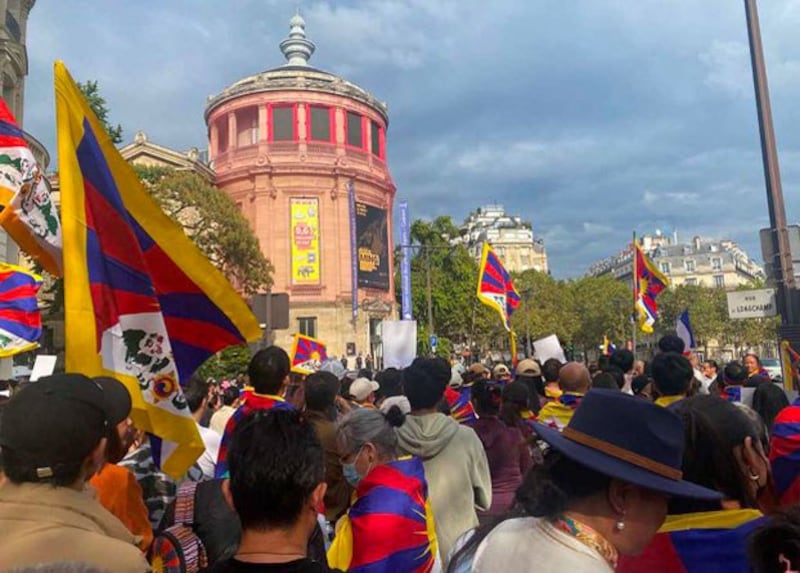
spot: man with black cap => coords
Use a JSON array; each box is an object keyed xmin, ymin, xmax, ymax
[{"xmin": 0, "ymin": 373, "xmax": 149, "ymax": 571}]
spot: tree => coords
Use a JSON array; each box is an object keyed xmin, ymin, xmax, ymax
[
  {"xmin": 658, "ymin": 285, "xmax": 728, "ymax": 354},
  {"xmin": 511, "ymin": 269, "xmax": 579, "ymax": 353},
  {"xmin": 77, "ymin": 80, "xmax": 123, "ymax": 144},
  {"xmin": 569, "ymin": 275, "xmax": 631, "ymax": 357},
  {"xmin": 196, "ymin": 344, "xmax": 251, "ymax": 381}
]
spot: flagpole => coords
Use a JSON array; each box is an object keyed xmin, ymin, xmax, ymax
[{"xmin": 632, "ymin": 231, "xmax": 638, "ymax": 359}]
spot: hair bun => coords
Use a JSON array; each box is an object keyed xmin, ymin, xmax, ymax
[{"xmin": 384, "ymin": 405, "xmax": 406, "ymax": 428}]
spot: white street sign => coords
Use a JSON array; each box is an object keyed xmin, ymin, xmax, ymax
[{"xmin": 726, "ymin": 288, "xmax": 777, "ymax": 319}]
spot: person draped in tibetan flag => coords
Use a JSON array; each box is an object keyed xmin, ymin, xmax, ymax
[
  {"xmin": 536, "ymin": 362, "xmax": 591, "ymax": 432},
  {"xmin": 634, "ymin": 241, "xmax": 669, "ymax": 333},
  {"xmin": 55, "ymin": 61, "xmax": 261, "ymax": 478},
  {"xmin": 328, "ymin": 407, "xmax": 440, "ymax": 573},
  {"xmin": 215, "ymin": 346, "xmax": 295, "ymax": 478},
  {"xmin": 617, "ymin": 396, "xmax": 767, "ymax": 573}
]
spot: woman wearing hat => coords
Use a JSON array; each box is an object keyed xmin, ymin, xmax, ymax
[{"xmin": 448, "ymin": 390, "xmax": 721, "ymax": 572}]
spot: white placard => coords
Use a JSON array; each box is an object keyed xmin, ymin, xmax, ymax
[
  {"xmin": 727, "ymin": 289, "xmax": 777, "ymax": 319},
  {"xmin": 533, "ymin": 334, "xmax": 567, "ymax": 364},
  {"xmin": 382, "ymin": 320, "xmax": 417, "ymax": 369},
  {"xmin": 30, "ymin": 355, "xmax": 57, "ymax": 381}
]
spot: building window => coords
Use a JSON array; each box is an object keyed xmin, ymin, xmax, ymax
[
  {"xmin": 218, "ymin": 118, "xmax": 229, "ymax": 152},
  {"xmin": 712, "ymin": 257, "xmax": 722, "ymax": 271},
  {"xmin": 309, "ymin": 106, "xmax": 331, "ymax": 142},
  {"xmin": 714, "ymin": 275, "xmax": 725, "ymax": 288},
  {"xmin": 346, "ymin": 111, "xmax": 363, "ymax": 148},
  {"xmin": 370, "ymin": 120, "xmax": 381, "ymax": 156},
  {"xmin": 685, "ymin": 259, "xmax": 696, "ymax": 272},
  {"xmin": 298, "ymin": 317, "xmax": 317, "ymax": 339},
  {"xmin": 271, "ymin": 106, "xmax": 295, "ymax": 141},
  {"xmin": 685, "ymin": 277, "xmax": 697, "ymax": 286},
  {"xmin": 660, "ymin": 262, "xmax": 671, "ymax": 274}
]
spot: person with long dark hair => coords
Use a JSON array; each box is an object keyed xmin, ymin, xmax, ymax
[{"xmin": 448, "ymin": 390, "xmax": 720, "ymax": 572}]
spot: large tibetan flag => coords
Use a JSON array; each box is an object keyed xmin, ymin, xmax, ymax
[
  {"xmin": 444, "ymin": 385, "xmax": 477, "ymax": 425},
  {"xmin": 55, "ymin": 61, "xmax": 261, "ymax": 478},
  {"xmin": 780, "ymin": 339, "xmax": 800, "ymax": 389},
  {"xmin": 0, "ymin": 262, "xmax": 42, "ymax": 357},
  {"xmin": 770, "ymin": 401, "xmax": 800, "ymax": 505},
  {"xmin": 477, "ymin": 242, "xmax": 520, "ymax": 332},
  {"xmin": 0, "ymin": 98, "xmax": 62, "ymax": 275},
  {"xmin": 635, "ymin": 242, "xmax": 669, "ymax": 333},
  {"xmin": 328, "ymin": 455, "xmax": 439, "ymax": 573},
  {"xmin": 291, "ymin": 333, "xmax": 328, "ymax": 374},
  {"xmin": 617, "ymin": 509, "xmax": 764, "ymax": 573}
]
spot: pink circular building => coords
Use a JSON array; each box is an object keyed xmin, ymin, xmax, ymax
[{"xmin": 205, "ymin": 14, "xmax": 396, "ymax": 361}]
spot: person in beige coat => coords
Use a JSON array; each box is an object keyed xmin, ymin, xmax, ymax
[
  {"xmin": 396, "ymin": 358, "xmax": 491, "ymax": 566},
  {"xmin": 0, "ymin": 374, "xmax": 149, "ymax": 572}
]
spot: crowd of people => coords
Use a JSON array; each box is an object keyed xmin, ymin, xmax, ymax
[{"xmin": 2, "ymin": 336, "xmax": 800, "ymax": 572}]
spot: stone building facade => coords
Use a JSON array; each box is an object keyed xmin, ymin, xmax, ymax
[{"xmin": 205, "ymin": 15, "xmax": 396, "ymax": 361}]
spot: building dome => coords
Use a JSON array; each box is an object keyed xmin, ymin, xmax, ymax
[{"xmin": 204, "ymin": 14, "xmax": 396, "ymax": 362}]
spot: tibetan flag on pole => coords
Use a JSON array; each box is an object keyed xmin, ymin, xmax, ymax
[
  {"xmin": 0, "ymin": 98, "xmax": 62, "ymax": 275},
  {"xmin": 634, "ymin": 242, "xmax": 669, "ymax": 334},
  {"xmin": 55, "ymin": 61, "xmax": 261, "ymax": 478},
  {"xmin": 291, "ymin": 333, "xmax": 328, "ymax": 374},
  {"xmin": 676, "ymin": 310, "xmax": 695, "ymax": 351},
  {"xmin": 477, "ymin": 242, "xmax": 520, "ymax": 332},
  {"xmin": 0, "ymin": 262, "xmax": 42, "ymax": 357},
  {"xmin": 780, "ymin": 339, "xmax": 800, "ymax": 390},
  {"xmin": 601, "ymin": 335, "xmax": 616, "ymax": 356}
]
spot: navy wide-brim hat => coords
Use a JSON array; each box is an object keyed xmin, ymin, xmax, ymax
[{"xmin": 536, "ymin": 389, "xmax": 721, "ymax": 500}]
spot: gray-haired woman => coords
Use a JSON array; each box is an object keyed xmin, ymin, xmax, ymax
[{"xmin": 328, "ymin": 406, "xmax": 442, "ymax": 572}]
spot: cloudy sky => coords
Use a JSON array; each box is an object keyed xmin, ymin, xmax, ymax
[{"xmin": 22, "ymin": 0, "xmax": 800, "ymax": 278}]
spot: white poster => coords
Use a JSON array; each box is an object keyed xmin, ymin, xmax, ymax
[
  {"xmin": 382, "ymin": 320, "xmax": 417, "ymax": 369},
  {"xmin": 30, "ymin": 355, "xmax": 58, "ymax": 381},
  {"xmin": 533, "ymin": 334, "xmax": 567, "ymax": 364}
]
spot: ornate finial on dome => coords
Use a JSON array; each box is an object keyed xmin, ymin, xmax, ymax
[
  {"xmin": 280, "ymin": 11, "xmax": 315, "ymax": 66},
  {"xmin": 134, "ymin": 130, "xmax": 147, "ymax": 144}
]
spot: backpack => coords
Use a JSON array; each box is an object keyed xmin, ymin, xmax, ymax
[{"xmin": 149, "ymin": 481, "xmax": 209, "ymax": 573}]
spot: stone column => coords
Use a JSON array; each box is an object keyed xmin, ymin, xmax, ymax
[
  {"xmin": 228, "ymin": 112, "xmax": 238, "ymax": 150},
  {"xmin": 209, "ymin": 121, "xmax": 219, "ymax": 159},
  {"xmin": 258, "ymin": 104, "xmax": 268, "ymax": 142}
]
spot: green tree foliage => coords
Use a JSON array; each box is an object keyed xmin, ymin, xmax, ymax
[
  {"xmin": 77, "ymin": 80, "xmax": 123, "ymax": 144},
  {"xmin": 569, "ymin": 275, "xmax": 631, "ymax": 355},
  {"xmin": 512, "ymin": 269, "xmax": 579, "ymax": 351},
  {"xmin": 196, "ymin": 344, "xmax": 251, "ymax": 381},
  {"xmin": 658, "ymin": 285, "xmax": 728, "ymax": 352}
]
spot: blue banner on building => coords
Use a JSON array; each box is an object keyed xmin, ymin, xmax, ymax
[{"xmin": 399, "ymin": 200, "xmax": 413, "ymax": 320}]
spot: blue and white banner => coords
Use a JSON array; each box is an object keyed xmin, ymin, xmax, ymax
[
  {"xmin": 676, "ymin": 309, "xmax": 695, "ymax": 351},
  {"xmin": 348, "ymin": 180, "xmax": 358, "ymax": 323},
  {"xmin": 398, "ymin": 200, "xmax": 412, "ymax": 320}
]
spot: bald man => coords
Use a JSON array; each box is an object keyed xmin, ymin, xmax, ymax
[{"xmin": 537, "ymin": 362, "xmax": 591, "ymax": 432}]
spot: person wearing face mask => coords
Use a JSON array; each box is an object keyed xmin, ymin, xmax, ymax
[{"xmin": 328, "ymin": 406, "xmax": 440, "ymax": 573}]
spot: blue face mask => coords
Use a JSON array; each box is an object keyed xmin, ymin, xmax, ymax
[{"xmin": 342, "ymin": 462, "xmax": 362, "ymax": 488}]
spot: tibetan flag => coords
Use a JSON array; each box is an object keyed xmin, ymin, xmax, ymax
[
  {"xmin": 0, "ymin": 98, "xmax": 62, "ymax": 275},
  {"xmin": 444, "ymin": 385, "xmax": 477, "ymax": 425},
  {"xmin": 328, "ymin": 455, "xmax": 439, "ymax": 573},
  {"xmin": 780, "ymin": 340, "xmax": 800, "ymax": 389},
  {"xmin": 770, "ymin": 402, "xmax": 800, "ymax": 505},
  {"xmin": 635, "ymin": 242, "xmax": 669, "ymax": 334},
  {"xmin": 55, "ymin": 61, "xmax": 261, "ymax": 478},
  {"xmin": 617, "ymin": 509, "xmax": 764, "ymax": 573},
  {"xmin": 0, "ymin": 262, "xmax": 42, "ymax": 357},
  {"xmin": 601, "ymin": 335, "xmax": 616, "ymax": 356},
  {"xmin": 676, "ymin": 310, "xmax": 695, "ymax": 351},
  {"xmin": 477, "ymin": 242, "xmax": 520, "ymax": 332},
  {"xmin": 291, "ymin": 333, "xmax": 328, "ymax": 374}
]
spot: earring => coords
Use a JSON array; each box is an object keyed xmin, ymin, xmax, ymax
[
  {"xmin": 749, "ymin": 470, "xmax": 760, "ymax": 482},
  {"xmin": 615, "ymin": 519, "xmax": 626, "ymax": 532}
]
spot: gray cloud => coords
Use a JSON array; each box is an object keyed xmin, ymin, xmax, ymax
[{"xmin": 21, "ymin": 0, "xmax": 800, "ymax": 277}]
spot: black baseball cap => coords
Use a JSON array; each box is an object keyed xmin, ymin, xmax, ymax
[{"xmin": 0, "ymin": 373, "xmax": 132, "ymax": 481}]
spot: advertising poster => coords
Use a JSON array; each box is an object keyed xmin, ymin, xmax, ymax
[
  {"xmin": 355, "ymin": 201, "xmax": 390, "ymax": 291},
  {"xmin": 290, "ymin": 198, "xmax": 320, "ymax": 285}
]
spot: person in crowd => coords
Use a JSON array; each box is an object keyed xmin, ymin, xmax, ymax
[
  {"xmin": 210, "ymin": 384, "xmax": 241, "ymax": 435},
  {"xmin": 748, "ymin": 506, "xmax": 800, "ymax": 573},
  {"xmin": 752, "ymin": 382, "xmax": 789, "ymax": 434},
  {"xmin": 541, "ymin": 358, "xmax": 564, "ymax": 402},
  {"xmin": 657, "ymin": 334, "xmax": 686, "ymax": 355},
  {"xmin": 651, "ymin": 352, "xmax": 693, "ymax": 408},
  {"xmin": 216, "ymin": 346, "xmax": 294, "ymax": 478},
  {"xmin": 618, "ymin": 395, "xmax": 769, "ymax": 572},
  {"xmin": 602, "ymin": 366, "xmax": 626, "ymax": 390},
  {"xmin": 88, "ymin": 377, "xmax": 153, "ymax": 550},
  {"xmin": 304, "ymin": 371, "xmax": 351, "ymax": 524},
  {"xmin": 328, "ymin": 407, "xmax": 439, "ymax": 572},
  {"xmin": 396, "ymin": 357, "xmax": 491, "ymax": 565},
  {"xmin": 768, "ymin": 396, "xmax": 800, "ymax": 506},
  {"xmin": 630, "ymin": 374, "xmax": 655, "ymax": 401},
  {"xmin": 468, "ymin": 363, "xmax": 490, "ymax": 380},
  {"xmin": 632, "ymin": 360, "xmax": 646, "ymax": 377},
  {"xmin": 701, "ymin": 359, "xmax": 719, "ymax": 393},
  {"xmin": 449, "ymin": 389, "xmax": 721, "ymax": 572},
  {"xmin": 744, "ymin": 353, "xmax": 771, "ymax": 383},
  {"xmin": 591, "ymin": 371, "xmax": 620, "ymax": 391},
  {"xmin": 348, "ymin": 377, "xmax": 380, "ymax": 409},
  {"xmin": 501, "ymin": 380, "xmax": 537, "ymax": 433},
  {"xmin": 538, "ymin": 362, "xmax": 592, "ymax": 431},
  {"xmin": 185, "ymin": 375, "xmax": 222, "ymax": 480},
  {"xmin": 609, "ymin": 349, "xmax": 635, "ymax": 393},
  {"xmin": 211, "ymin": 409, "xmax": 331, "ymax": 573},
  {"xmin": 471, "ymin": 379, "xmax": 532, "ymax": 522},
  {"xmin": 0, "ymin": 397, "xmax": 7, "ymax": 485},
  {"xmin": 444, "ymin": 368, "xmax": 477, "ymax": 426},
  {"xmin": 515, "ymin": 358, "xmax": 544, "ymax": 414},
  {"xmin": 374, "ymin": 367, "xmax": 403, "ymax": 405},
  {"xmin": 492, "ymin": 364, "xmax": 512, "ymax": 383},
  {"xmin": 719, "ymin": 360, "xmax": 748, "ymax": 401},
  {"xmin": 0, "ymin": 374, "xmax": 149, "ymax": 571}
]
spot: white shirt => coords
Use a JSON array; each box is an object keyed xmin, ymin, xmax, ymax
[{"xmin": 195, "ymin": 424, "xmax": 221, "ymax": 480}]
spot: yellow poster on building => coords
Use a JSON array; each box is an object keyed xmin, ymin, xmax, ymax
[{"xmin": 290, "ymin": 198, "xmax": 320, "ymax": 285}]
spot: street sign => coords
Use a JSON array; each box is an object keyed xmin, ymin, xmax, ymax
[
  {"xmin": 727, "ymin": 288, "xmax": 778, "ymax": 319},
  {"xmin": 429, "ymin": 334, "xmax": 438, "ymax": 352}
]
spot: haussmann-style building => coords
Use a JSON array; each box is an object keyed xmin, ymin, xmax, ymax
[{"xmin": 205, "ymin": 14, "xmax": 396, "ymax": 362}]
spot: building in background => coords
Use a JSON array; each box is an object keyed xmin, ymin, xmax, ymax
[
  {"xmin": 205, "ymin": 14, "xmax": 396, "ymax": 361},
  {"xmin": 118, "ymin": 131, "xmax": 214, "ymax": 181},
  {"xmin": 454, "ymin": 204, "xmax": 548, "ymax": 273},
  {"xmin": 588, "ymin": 230, "xmax": 764, "ymax": 288}
]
